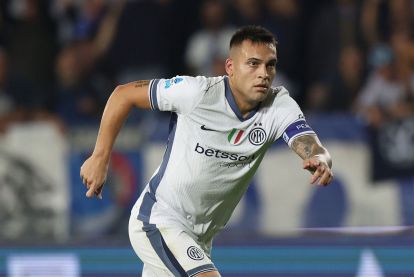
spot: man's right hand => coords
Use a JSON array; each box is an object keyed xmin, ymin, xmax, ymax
[{"xmin": 80, "ymin": 155, "xmax": 109, "ymax": 199}]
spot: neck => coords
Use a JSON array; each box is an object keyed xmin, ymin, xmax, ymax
[{"xmin": 228, "ymin": 79, "xmax": 257, "ymax": 118}]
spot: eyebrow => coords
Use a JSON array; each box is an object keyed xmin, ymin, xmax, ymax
[
  {"xmin": 247, "ymin": 57, "xmax": 278, "ymax": 64},
  {"xmin": 268, "ymin": 58, "xmax": 278, "ymax": 65}
]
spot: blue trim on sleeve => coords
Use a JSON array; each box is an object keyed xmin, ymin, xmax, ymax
[
  {"xmin": 282, "ymin": 119, "xmax": 314, "ymax": 144},
  {"xmin": 149, "ymin": 79, "xmax": 155, "ymax": 110},
  {"xmin": 187, "ymin": 264, "xmax": 217, "ymax": 276},
  {"xmin": 150, "ymin": 79, "xmax": 160, "ymax": 110},
  {"xmin": 149, "ymin": 80, "xmax": 154, "ymax": 110}
]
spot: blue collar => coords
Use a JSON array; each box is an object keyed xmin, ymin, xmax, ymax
[{"xmin": 224, "ymin": 76, "xmax": 260, "ymax": 121}]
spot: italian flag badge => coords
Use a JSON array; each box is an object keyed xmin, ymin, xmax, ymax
[{"xmin": 228, "ymin": 128, "xmax": 244, "ymax": 145}]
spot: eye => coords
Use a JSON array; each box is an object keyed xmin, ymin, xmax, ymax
[
  {"xmin": 248, "ymin": 61, "xmax": 259, "ymax": 67},
  {"xmin": 267, "ymin": 62, "xmax": 276, "ymax": 68}
]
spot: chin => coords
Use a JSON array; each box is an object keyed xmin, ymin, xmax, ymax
[
  {"xmin": 256, "ymin": 89, "xmax": 269, "ymax": 97},
  {"xmin": 251, "ymin": 94, "xmax": 268, "ymax": 103}
]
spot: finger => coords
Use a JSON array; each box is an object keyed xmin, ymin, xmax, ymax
[
  {"xmin": 82, "ymin": 177, "xmax": 89, "ymax": 188},
  {"xmin": 95, "ymin": 186, "xmax": 103, "ymax": 199},
  {"xmin": 303, "ymin": 159, "xmax": 319, "ymax": 169},
  {"xmin": 86, "ymin": 186, "xmax": 96, "ymax": 198},
  {"xmin": 304, "ymin": 160, "xmax": 322, "ymax": 173},
  {"xmin": 310, "ymin": 172, "xmax": 320, "ymax": 184},
  {"xmin": 326, "ymin": 174, "xmax": 334, "ymax": 186},
  {"xmin": 304, "ymin": 162, "xmax": 316, "ymax": 175},
  {"xmin": 318, "ymin": 171, "xmax": 330, "ymax": 186},
  {"xmin": 86, "ymin": 182, "xmax": 97, "ymax": 198},
  {"xmin": 85, "ymin": 178, "xmax": 94, "ymax": 189},
  {"xmin": 311, "ymin": 166, "xmax": 325, "ymax": 184},
  {"xmin": 319, "ymin": 171, "xmax": 334, "ymax": 186}
]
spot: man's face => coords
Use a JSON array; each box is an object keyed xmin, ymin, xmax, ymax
[{"xmin": 226, "ymin": 40, "xmax": 277, "ymax": 107}]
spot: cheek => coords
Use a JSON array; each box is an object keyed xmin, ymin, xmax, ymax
[
  {"xmin": 241, "ymin": 67, "xmax": 255, "ymax": 79},
  {"xmin": 234, "ymin": 75, "xmax": 247, "ymax": 90},
  {"xmin": 267, "ymin": 68, "xmax": 276, "ymax": 80},
  {"xmin": 265, "ymin": 65, "xmax": 274, "ymax": 74}
]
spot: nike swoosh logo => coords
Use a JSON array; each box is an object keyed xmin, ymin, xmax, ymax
[{"xmin": 200, "ymin": 125, "xmax": 216, "ymax": 131}]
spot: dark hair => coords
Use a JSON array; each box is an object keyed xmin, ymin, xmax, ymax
[{"xmin": 230, "ymin": 25, "xmax": 277, "ymax": 49}]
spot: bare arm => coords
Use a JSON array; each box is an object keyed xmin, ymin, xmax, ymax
[
  {"xmin": 291, "ymin": 134, "xmax": 333, "ymax": 186},
  {"xmin": 92, "ymin": 80, "xmax": 151, "ymax": 159},
  {"xmin": 80, "ymin": 80, "xmax": 151, "ymax": 198}
]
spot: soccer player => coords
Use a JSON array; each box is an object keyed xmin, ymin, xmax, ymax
[{"xmin": 80, "ymin": 25, "xmax": 333, "ymax": 277}]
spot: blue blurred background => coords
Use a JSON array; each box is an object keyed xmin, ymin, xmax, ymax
[{"xmin": 1, "ymin": 0, "xmax": 414, "ymax": 276}]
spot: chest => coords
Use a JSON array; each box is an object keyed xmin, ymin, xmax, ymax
[{"xmin": 180, "ymin": 106, "xmax": 274, "ymax": 157}]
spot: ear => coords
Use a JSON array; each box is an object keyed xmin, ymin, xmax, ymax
[{"xmin": 225, "ymin": 58, "xmax": 233, "ymax": 76}]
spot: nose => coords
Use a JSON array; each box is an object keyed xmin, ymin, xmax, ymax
[{"xmin": 258, "ymin": 64, "xmax": 269, "ymax": 80}]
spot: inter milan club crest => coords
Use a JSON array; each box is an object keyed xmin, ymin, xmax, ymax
[
  {"xmin": 187, "ymin": 246, "xmax": 204, "ymax": 260},
  {"xmin": 248, "ymin": 123, "xmax": 267, "ymax": 146}
]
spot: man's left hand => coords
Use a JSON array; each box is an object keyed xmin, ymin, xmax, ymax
[{"xmin": 303, "ymin": 156, "xmax": 333, "ymax": 186}]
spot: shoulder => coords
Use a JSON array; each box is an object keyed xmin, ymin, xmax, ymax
[
  {"xmin": 183, "ymin": 75, "xmax": 224, "ymax": 89},
  {"xmin": 160, "ymin": 75, "xmax": 209, "ymax": 92},
  {"xmin": 152, "ymin": 75, "xmax": 214, "ymax": 113},
  {"xmin": 261, "ymin": 86, "xmax": 304, "ymax": 121},
  {"xmin": 204, "ymin": 76, "xmax": 226, "ymax": 92},
  {"xmin": 262, "ymin": 85, "xmax": 294, "ymax": 106},
  {"xmin": 155, "ymin": 75, "xmax": 225, "ymax": 98},
  {"xmin": 273, "ymin": 86, "xmax": 289, "ymax": 98}
]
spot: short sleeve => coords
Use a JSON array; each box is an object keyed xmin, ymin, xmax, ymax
[
  {"xmin": 273, "ymin": 88, "xmax": 315, "ymax": 147},
  {"xmin": 148, "ymin": 76, "xmax": 208, "ymax": 114}
]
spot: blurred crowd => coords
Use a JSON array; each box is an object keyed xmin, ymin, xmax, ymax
[{"xmin": 0, "ymin": 0, "xmax": 414, "ymax": 131}]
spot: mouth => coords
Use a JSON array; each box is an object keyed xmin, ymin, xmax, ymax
[{"xmin": 254, "ymin": 84, "xmax": 269, "ymax": 91}]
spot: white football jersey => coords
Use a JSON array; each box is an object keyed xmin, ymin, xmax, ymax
[{"xmin": 133, "ymin": 75, "xmax": 314, "ymax": 248}]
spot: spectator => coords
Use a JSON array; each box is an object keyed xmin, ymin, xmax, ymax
[
  {"xmin": 305, "ymin": 0, "xmax": 365, "ymax": 111},
  {"xmin": 229, "ymin": 0, "xmax": 264, "ymax": 26},
  {"xmin": 54, "ymin": 44, "xmax": 103, "ymax": 125},
  {"xmin": 360, "ymin": 0, "xmax": 414, "ymax": 49},
  {"xmin": 356, "ymin": 42, "xmax": 414, "ymax": 128},
  {"xmin": 0, "ymin": 47, "xmax": 17, "ymax": 132},
  {"xmin": 0, "ymin": 45, "xmax": 64, "ymax": 133},
  {"xmin": 4, "ymin": 0, "xmax": 58, "ymax": 112},
  {"xmin": 185, "ymin": 0, "xmax": 236, "ymax": 76},
  {"xmin": 105, "ymin": 0, "xmax": 171, "ymax": 83},
  {"xmin": 263, "ymin": 0, "xmax": 303, "ymax": 86},
  {"xmin": 306, "ymin": 45, "xmax": 365, "ymax": 112}
]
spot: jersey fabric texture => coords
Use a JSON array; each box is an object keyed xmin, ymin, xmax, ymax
[{"xmin": 130, "ymin": 75, "xmax": 314, "ymax": 271}]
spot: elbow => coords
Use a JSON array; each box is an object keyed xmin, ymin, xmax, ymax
[
  {"xmin": 107, "ymin": 85, "xmax": 123, "ymax": 103},
  {"xmin": 110, "ymin": 82, "xmax": 151, "ymax": 109},
  {"xmin": 107, "ymin": 85, "xmax": 131, "ymax": 108},
  {"xmin": 113, "ymin": 84, "xmax": 127, "ymax": 95},
  {"xmin": 111, "ymin": 84, "xmax": 132, "ymax": 101}
]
